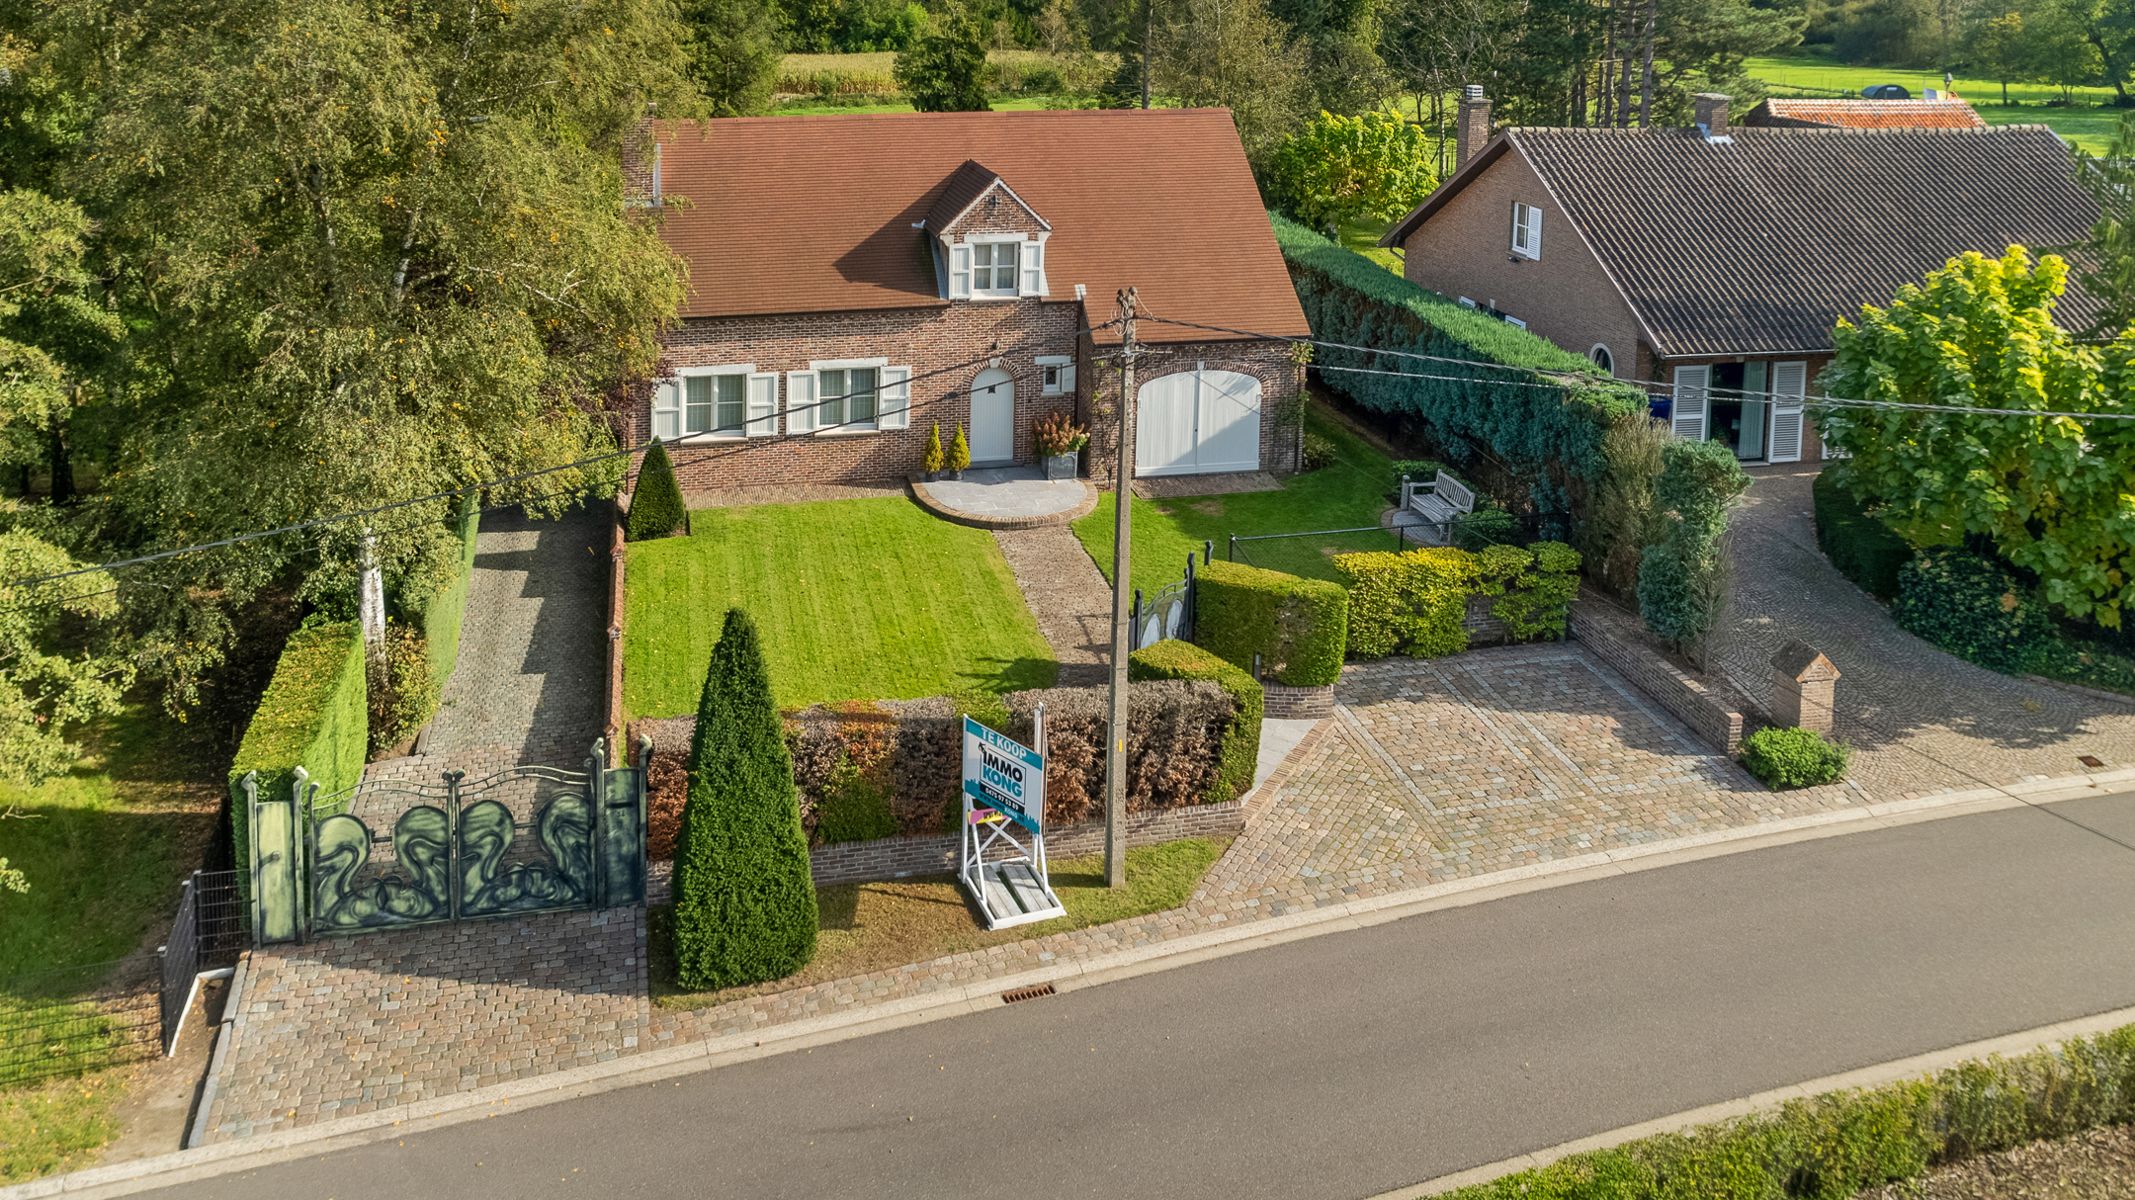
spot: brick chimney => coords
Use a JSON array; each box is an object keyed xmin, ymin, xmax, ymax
[
  {"xmin": 1455, "ymin": 85, "xmax": 1493, "ymax": 171},
  {"xmin": 1693, "ymin": 93, "xmax": 1731, "ymax": 139}
]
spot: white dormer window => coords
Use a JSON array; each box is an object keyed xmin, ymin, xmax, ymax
[
  {"xmin": 972, "ymin": 240, "xmax": 1019, "ymax": 295},
  {"xmin": 1510, "ymin": 201, "xmax": 1542, "ymax": 259}
]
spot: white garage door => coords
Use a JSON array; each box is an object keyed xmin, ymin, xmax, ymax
[{"xmin": 1135, "ymin": 368, "xmax": 1262, "ymax": 477}]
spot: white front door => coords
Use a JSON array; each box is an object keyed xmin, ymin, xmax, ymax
[
  {"xmin": 1135, "ymin": 368, "xmax": 1262, "ymax": 476},
  {"xmin": 970, "ymin": 368, "xmax": 1015, "ymax": 464}
]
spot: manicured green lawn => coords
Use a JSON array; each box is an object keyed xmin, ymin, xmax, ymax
[
  {"xmin": 651, "ymin": 836, "xmax": 1228, "ymax": 1011},
  {"xmin": 0, "ymin": 708, "xmax": 221, "ymax": 1180},
  {"xmin": 1746, "ymin": 51, "xmax": 2123, "ymax": 152},
  {"xmin": 623, "ymin": 497, "xmax": 1058, "ymax": 716},
  {"xmin": 1072, "ymin": 405, "xmax": 1397, "ymax": 596},
  {"xmin": 1338, "ymin": 219, "xmax": 1404, "ymax": 274}
]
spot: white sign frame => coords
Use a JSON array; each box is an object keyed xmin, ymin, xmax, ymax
[{"xmin": 958, "ymin": 707, "xmax": 1066, "ymax": 930}]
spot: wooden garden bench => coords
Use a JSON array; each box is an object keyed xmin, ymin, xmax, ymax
[{"xmin": 1401, "ymin": 470, "xmax": 1476, "ymax": 546}]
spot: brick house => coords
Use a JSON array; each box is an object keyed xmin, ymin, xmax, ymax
[
  {"xmin": 1380, "ymin": 89, "xmax": 2102, "ymax": 466},
  {"xmin": 632, "ymin": 109, "xmax": 1310, "ymax": 493},
  {"xmin": 1741, "ymin": 96, "xmax": 1987, "ymax": 130}
]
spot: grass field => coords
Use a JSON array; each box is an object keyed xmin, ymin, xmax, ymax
[
  {"xmin": 1747, "ymin": 51, "xmax": 2127, "ymax": 152},
  {"xmin": 1072, "ymin": 404, "xmax": 1397, "ymax": 596},
  {"xmin": 623, "ymin": 497, "xmax": 1058, "ymax": 716},
  {"xmin": 651, "ymin": 836, "xmax": 1227, "ymax": 1011},
  {"xmin": 0, "ymin": 709, "xmax": 221, "ymax": 1182}
]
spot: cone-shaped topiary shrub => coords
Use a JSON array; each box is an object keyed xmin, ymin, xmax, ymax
[
  {"xmin": 923, "ymin": 423, "xmax": 945, "ymax": 474},
  {"xmin": 670, "ymin": 608, "xmax": 818, "ymax": 990},
  {"xmin": 949, "ymin": 424, "xmax": 971, "ymax": 471},
  {"xmin": 626, "ymin": 439, "xmax": 688, "ymax": 542}
]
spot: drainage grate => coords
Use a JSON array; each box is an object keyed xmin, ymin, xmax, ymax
[
  {"xmin": 1000, "ymin": 983, "xmax": 1056, "ymax": 1005},
  {"xmin": 2080, "ymin": 754, "xmax": 2106, "ymax": 770}
]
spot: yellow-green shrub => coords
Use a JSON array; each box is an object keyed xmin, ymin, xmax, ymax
[{"xmin": 1333, "ymin": 547, "xmax": 1477, "ymax": 658}]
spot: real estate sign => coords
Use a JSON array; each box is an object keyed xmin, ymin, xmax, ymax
[{"xmin": 962, "ymin": 717, "xmax": 1044, "ymax": 834}]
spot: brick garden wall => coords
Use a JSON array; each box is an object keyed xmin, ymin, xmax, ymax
[{"xmin": 1569, "ymin": 601, "xmax": 1748, "ymax": 754}]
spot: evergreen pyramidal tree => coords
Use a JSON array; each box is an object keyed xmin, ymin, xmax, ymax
[
  {"xmin": 625, "ymin": 439, "xmax": 688, "ymax": 541},
  {"xmin": 671, "ymin": 608, "xmax": 818, "ymax": 991}
]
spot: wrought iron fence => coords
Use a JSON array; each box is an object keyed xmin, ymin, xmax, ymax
[{"xmin": 0, "ymin": 868, "xmax": 249, "ymax": 1087}]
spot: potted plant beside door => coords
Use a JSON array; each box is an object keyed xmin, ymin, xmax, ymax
[
  {"xmin": 947, "ymin": 424, "xmax": 971, "ymax": 481},
  {"xmin": 1034, "ymin": 412, "xmax": 1089, "ymax": 481}
]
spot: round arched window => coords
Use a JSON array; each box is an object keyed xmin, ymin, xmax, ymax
[{"xmin": 1589, "ymin": 344, "xmax": 1615, "ymax": 375}]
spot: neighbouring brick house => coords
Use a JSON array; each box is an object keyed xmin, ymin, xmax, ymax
[
  {"xmin": 1741, "ymin": 96, "xmax": 1987, "ymax": 130},
  {"xmin": 630, "ymin": 109, "xmax": 1310, "ymax": 493},
  {"xmin": 1380, "ymin": 88, "xmax": 2102, "ymax": 466}
]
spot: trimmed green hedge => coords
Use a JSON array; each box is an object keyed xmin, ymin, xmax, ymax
[
  {"xmin": 1193, "ymin": 559, "xmax": 1349, "ymax": 687},
  {"xmin": 1334, "ymin": 542, "xmax": 1581, "ymax": 658},
  {"xmin": 1272, "ymin": 214, "xmax": 1644, "ymax": 527},
  {"xmin": 1442, "ymin": 1022, "xmax": 2135, "ymax": 1200},
  {"xmin": 1895, "ymin": 549, "xmax": 2052, "ymax": 674},
  {"xmin": 226, "ymin": 621, "xmax": 368, "ymax": 879},
  {"xmin": 1130, "ymin": 640, "xmax": 1264, "ymax": 803},
  {"xmin": 1813, "ymin": 469, "xmax": 1910, "ymax": 601},
  {"xmin": 419, "ymin": 497, "xmax": 480, "ymax": 684}
]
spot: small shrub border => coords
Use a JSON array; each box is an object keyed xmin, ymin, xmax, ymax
[
  {"xmin": 1440, "ymin": 1023, "xmax": 2135, "ymax": 1200},
  {"xmin": 1813, "ymin": 469, "xmax": 1912, "ymax": 601},
  {"xmin": 1129, "ymin": 640, "xmax": 1265, "ymax": 803},
  {"xmin": 1739, "ymin": 726, "xmax": 1849, "ymax": 789},
  {"xmin": 1334, "ymin": 541, "xmax": 1581, "ymax": 658},
  {"xmin": 1193, "ymin": 558, "xmax": 1349, "ymax": 687},
  {"xmin": 225, "ymin": 621, "xmax": 368, "ymax": 880}
]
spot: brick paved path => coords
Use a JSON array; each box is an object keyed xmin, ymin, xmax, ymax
[
  {"xmin": 1714, "ymin": 468, "xmax": 2135, "ymax": 801},
  {"xmin": 357, "ymin": 506, "xmax": 608, "ymax": 811},
  {"xmin": 993, "ymin": 525, "xmax": 1112, "ymax": 687},
  {"xmin": 201, "ymin": 644, "xmax": 1862, "ymax": 1143}
]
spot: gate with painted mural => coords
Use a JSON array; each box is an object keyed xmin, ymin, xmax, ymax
[{"xmin": 242, "ymin": 738, "xmax": 648, "ymax": 942}]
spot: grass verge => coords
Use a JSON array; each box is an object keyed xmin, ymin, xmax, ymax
[
  {"xmin": 650, "ymin": 836, "xmax": 1228, "ymax": 1011},
  {"xmin": 1072, "ymin": 403, "xmax": 1396, "ymax": 595},
  {"xmin": 0, "ymin": 1073, "xmax": 123, "ymax": 1183},
  {"xmin": 623, "ymin": 496, "xmax": 1057, "ymax": 716}
]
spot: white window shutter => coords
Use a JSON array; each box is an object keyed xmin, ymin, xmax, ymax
[
  {"xmin": 1020, "ymin": 240, "xmax": 1045, "ymax": 296},
  {"xmin": 1768, "ymin": 360, "xmax": 1807, "ymax": 463},
  {"xmin": 1528, "ymin": 205, "xmax": 1542, "ymax": 257},
  {"xmin": 1672, "ymin": 365, "xmax": 1710, "ymax": 441},
  {"xmin": 786, "ymin": 369, "xmax": 818, "ymax": 433},
  {"xmin": 651, "ymin": 378, "xmax": 682, "ymax": 440},
  {"xmin": 746, "ymin": 372, "xmax": 778, "ymax": 438},
  {"xmin": 949, "ymin": 242, "xmax": 972, "ymax": 299},
  {"xmin": 1061, "ymin": 361, "xmax": 1076, "ymax": 393},
  {"xmin": 879, "ymin": 365, "xmax": 912, "ymax": 429}
]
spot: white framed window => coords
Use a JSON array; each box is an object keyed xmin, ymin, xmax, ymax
[
  {"xmin": 1456, "ymin": 296, "xmax": 1478, "ymax": 308},
  {"xmin": 1589, "ymin": 344, "xmax": 1615, "ymax": 375},
  {"xmin": 1510, "ymin": 201, "xmax": 1543, "ymax": 260},
  {"xmin": 971, "ymin": 239, "xmax": 1021, "ymax": 296},
  {"xmin": 801, "ymin": 358, "xmax": 910, "ymax": 434},
  {"xmin": 652, "ymin": 364, "xmax": 775, "ymax": 440},
  {"xmin": 1036, "ymin": 355, "xmax": 1075, "ymax": 395},
  {"xmin": 1502, "ymin": 314, "xmax": 1527, "ymax": 329}
]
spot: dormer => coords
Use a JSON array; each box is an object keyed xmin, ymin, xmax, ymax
[{"xmin": 919, "ymin": 160, "xmax": 1051, "ymax": 301}]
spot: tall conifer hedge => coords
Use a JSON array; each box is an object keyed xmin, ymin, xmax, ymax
[{"xmin": 670, "ymin": 608, "xmax": 818, "ymax": 990}]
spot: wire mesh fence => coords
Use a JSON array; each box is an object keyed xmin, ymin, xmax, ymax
[{"xmin": 1, "ymin": 868, "xmax": 248, "ymax": 1086}]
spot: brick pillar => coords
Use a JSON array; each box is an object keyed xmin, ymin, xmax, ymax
[
  {"xmin": 1455, "ymin": 85, "xmax": 1493, "ymax": 171},
  {"xmin": 1770, "ymin": 640, "xmax": 1840, "ymax": 734}
]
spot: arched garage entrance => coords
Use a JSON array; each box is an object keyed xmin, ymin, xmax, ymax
[{"xmin": 1135, "ymin": 367, "xmax": 1262, "ymax": 477}]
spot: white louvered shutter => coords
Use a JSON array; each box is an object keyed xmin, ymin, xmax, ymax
[
  {"xmin": 1768, "ymin": 360, "xmax": 1806, "ymax": 463},
  {"xmin": 745, "ymin": 372, "xmax": 778, "ymax": 437},
  {"xmin": 785, "ymin": 370, "xmax": 818, "ymax": 433},
  {"xmin": 651, "ymin": 378, "xmax": 682, "ymax": 440},
  {"xmin": 1672, "ymin": 365, "xmax": 1710, "ymax": 441},
  {"xmin": 879, "ymin": 365, "xmax": 912, "ymax": 429},
  {"xmin": 949, "ymin": 243, "xmax": 972, "ymax": 299},
  {"xmin": 1020, "ymin": 239, "xmax": 1045, "ymax": 296}
]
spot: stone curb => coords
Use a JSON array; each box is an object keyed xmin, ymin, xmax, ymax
[
  {"xmin": 10, "ymin": 764, "xmax": 2130, "ymax": 1200},
  {"xmin": 905, "ymin": 476, "xmax": 1098, "ymax": 530},
  {"xmin": 1376, "ymin": 1002, "xmax": 2135, "ymax": 1199},
  {"xmin": 180, "ymin": 954, "xmax": 250, "ymax": 1150}
]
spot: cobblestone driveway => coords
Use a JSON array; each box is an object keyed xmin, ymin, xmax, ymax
[
  {"xmin": 201, "ymin": 644, "xmax": 1866, "ymax": 1143},
  {"xmin": 1715, "ymin": 468, "xmax": 2135, "ymax": 800}
]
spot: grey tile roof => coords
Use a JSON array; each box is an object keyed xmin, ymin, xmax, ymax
[{"xmin": 1414, "ymin": 124, "xmax": 2104, "ymax": 358}]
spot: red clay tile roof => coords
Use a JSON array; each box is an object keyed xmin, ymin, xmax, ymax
[
  {"xmin": 1744, "ymin": 98, "xmax": 1987, "ymax": 130},
  {"xmin": 651, "ymin": 109, "xmax": 1309, "ymax": 344}
]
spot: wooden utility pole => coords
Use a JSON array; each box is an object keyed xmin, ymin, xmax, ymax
[{"xmin": 1103, "ymin": 288, "xmax": 1141, "ymax": 888}]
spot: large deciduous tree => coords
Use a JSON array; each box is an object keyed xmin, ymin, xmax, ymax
[
  {"xmin": 1146, "ymin": 0, "xmax": 1309, "ymax": 158},
  {"xmin": 1265, "ymin": 109, "xmax": 1438, "ymax": 235},
  {"xmin": 894, "ymin": 3, "xmax": 993, "ymax": 111},
  {"xmin": 62, "ymin": 0, "xmax": 697, "ymax": 709},
  {"xmin": 1820, "ymin": 247, "xmax": 2135, "ymax": 629}
]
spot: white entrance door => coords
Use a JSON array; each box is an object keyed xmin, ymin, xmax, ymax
[
  {"xmin": 970, "ymin": 368, "xmax": 1015, "ymax": 464},
  {"xmin": 1135, "ymin": 368, "xmax": 1262, "ymax": 476}
]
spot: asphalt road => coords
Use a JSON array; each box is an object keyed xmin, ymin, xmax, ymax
[{"xmin": 157, "ymin": 793, "xmax": 2135, "ymax": 1200}]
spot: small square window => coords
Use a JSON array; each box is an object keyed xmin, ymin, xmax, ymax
[{"xmin": 819, "ymin": 367, "xmax": 879, "ymax": 429}]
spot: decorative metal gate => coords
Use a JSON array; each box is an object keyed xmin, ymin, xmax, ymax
[
  {"xmin": 243, "ymin": 737, "xmax": 648, "ymax": 943},
  {"xmin": 1129, "ymin": 542, "xmax": 1211, "ymax": 651}
]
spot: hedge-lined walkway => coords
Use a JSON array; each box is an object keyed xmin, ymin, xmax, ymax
[
  {"xmin": 359, "ymin": 507, "xmax": 609, "ymax": 799},
  {"xmin": 1713, "ymin": 468, "xmax": 2135, "ymax": 802}
]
